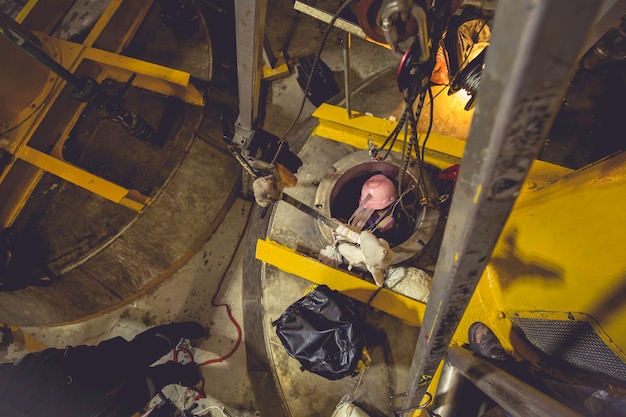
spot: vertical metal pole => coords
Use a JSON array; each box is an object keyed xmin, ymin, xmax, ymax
[
  {"xmin": 342, "ymin": 31, "xmax": 352, "ymax": 118},
  {"xmin": 233, "ymin": 0, "xmax": 268, "ymax": 148},
  {"xmin": 432, "ymin": 359, "xmax": 465, "ymax": 417},
  {"xmin": 400, "ymin": 0, "xmax": 605, "ymax": 413}
]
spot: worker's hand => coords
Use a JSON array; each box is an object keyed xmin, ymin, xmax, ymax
[
  {"xmin": 252, "ymin": 175, "xmax": 282, "ymax": 207},
  {"xmin": 251, "ymin": 163, "xmax": 297, "ymax": 208}
]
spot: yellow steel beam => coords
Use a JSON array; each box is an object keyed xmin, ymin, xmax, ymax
[
  {"xmin": 83, "ymin": 46, "xmax": 204, "ymax": 105},
  {"xmin": 83, "ymin": 46, "xmax": 191, "ymax": 86},
  {"xmin": 312, "ymin": 103, "xmax": 465, "ymax": 168},
  {"xmin": 14, "ymin": 0, "xmax": 76, "ymax": 34},
  {"xmin": 0, "ymin": 164, "xmax": 46, "ymax": 227},
  {"xmin": 17, "ymin": 146, "xmax": 150, "ymax": 211},
  {"xmin": 99, "ymin": 66, "xmax": 204, "ymax": 106},
  {"xmin": 256, "ymin": 238, "xmax": 426, "ymax": 327},
  {"xmin": 50, "ymin": 101, "xmax": 89, "ymax": 158},
  {"xmin": 262, "ymin": 52, "xmax": 290, "ymax": 81},
  {"xmin": 14, "ymin": 0, "xmax": 38, "ymax": 23}
]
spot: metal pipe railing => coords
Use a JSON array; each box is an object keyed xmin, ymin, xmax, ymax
[
  {"xmin": 446, "ymin": 346, "xmax": 583, "ymax": 417},
  {"xmin": 432, "ymin": 359, "xmax": 465, "ymax": 417}
]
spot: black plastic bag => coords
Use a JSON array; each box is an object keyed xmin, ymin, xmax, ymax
[
  {"xmin": 272, "ymin": 285, "xmax": 365, "ymax": 380},
  {"xmin": 296, "ymin": 54, "xmax": 340, "ymax": 107},
  {"xmin": 0, "ymin": 227, "xmax": 60, "ymax": 291}
]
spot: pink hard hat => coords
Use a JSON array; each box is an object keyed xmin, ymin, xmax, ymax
[{"xmin": 359, "ymin": 174, "xmax": 397, "ymax": 210}]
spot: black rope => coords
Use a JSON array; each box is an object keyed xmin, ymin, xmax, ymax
[
  {"xmin": 272, "ymin": 0, "xmax": 355, "ymax": 164},
  {"xmin": 421, "ymin": 87, "xmax": 435, "ymax": 163},
  {"xmin": 381, "ymin": 105, "xmax": 409, "ymax": 161},
  {"xmin": 366, "ymin": 286, "xmax": 383, "ymax": 306}
]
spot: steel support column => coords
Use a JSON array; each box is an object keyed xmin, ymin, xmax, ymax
[
  {"xmin": 233, "ymin": 0, "xmax": 268, "ymax": 148},
  {"xmin": 401, "ymin": 0, "xmax": 605, "ymax": 413}
]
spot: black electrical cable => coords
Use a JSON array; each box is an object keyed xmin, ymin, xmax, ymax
[
  {"xmin": 399, "ymin": 113, "xmax": 412, "ymax": 189},
  {"xmin": 386, "ymin": 7, "xmax": 488, "ymax": 219},
  {"xmin": 271, "ymin": 0, "xmax": 355, "ymax": 164},
  {"xmin": 426, "ymin": 81, "xmax": 448, "ymax": 106},
  {"xmin": 455, "ymin": 16, "xmax": 489, "ymax": 74},
  {"xmin": 451, "ymin": 49, "xmax": 485, "ymax": 110},
  {"xmin": 409, "ymin": 97, "xmax": 421, "ymax": 168},
  {"xmin": 457, "ymin": 65, "xmax": 482, "ymax": 94}
]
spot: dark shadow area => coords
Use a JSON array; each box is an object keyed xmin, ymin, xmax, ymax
[
  {"xmin": 540, "ymin": 60, "xmax": 626, "ymax": 169},
  {"xmin": 588, "ymin": 272, "xmax": 626, "ymax": 330},
  {"xmin": 0, "ymin": 226, "xmax": 60, "ymax": 291},
  {"xmin": 63, "ymin": 84, "xmax": 196, "ymax": 194},
  {"xmin": 192, "ymin": 0, "xmax": 238, "ymax": 88},
  {"xmin": 489, "ymin": 229, "xmax": 564, "ymax": 291}
]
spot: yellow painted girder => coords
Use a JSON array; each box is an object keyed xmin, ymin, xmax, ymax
[
  {"xmin": 84, "ymin": 47, "xmax": 191, "ymax": 86},
  {"xmin": 17, "ymin": 146, "xmax": 150, "ymax": 211},
  {"xmin": 312, "ymin": 103, "xmax": 466, "ymax": 168},
  {"xmin": 79, "ymin": 40, "xmax": 204, "ymax": 105},
  {"xmin": 262, "ymin": 52, "xmax": 290, "ymax": 82},
  {"xmin": 14, "ymin": 0, "xmax": 38, "ymax": 23},
  {"xmin": 99, "ymin": 66, "xmax": 204, "ymax": 106},
  {"xmin": 256, "ymin": 238, "xmax": 426, "ymax": 327}
]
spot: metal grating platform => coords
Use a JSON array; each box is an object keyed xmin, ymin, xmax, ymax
[{"xmin": 511, "ymin": 317, "xmax": 626, "ymax": 383}]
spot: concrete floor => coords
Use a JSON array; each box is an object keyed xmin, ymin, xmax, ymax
[{"xmin": 1, "ymin": 1, "xmax": 625, "ymax": 417}]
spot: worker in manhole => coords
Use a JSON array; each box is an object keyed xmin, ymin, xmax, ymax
[
  {"xmin": 320, "ymin": 172, "xmax": 423, "ymax": 289},
  {"xmin": 350, "ymin": 173, "xmax": 414, "ymax": 246}
]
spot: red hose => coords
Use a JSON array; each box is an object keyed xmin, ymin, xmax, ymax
[{"xmin": 173, "ymin": 205, "xmax": 252, "ymax": 367}]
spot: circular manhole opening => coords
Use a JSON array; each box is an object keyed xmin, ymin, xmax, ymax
[{"xmin": 315, "ymin": 151, "xmax": 440, "ymax": 265}]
